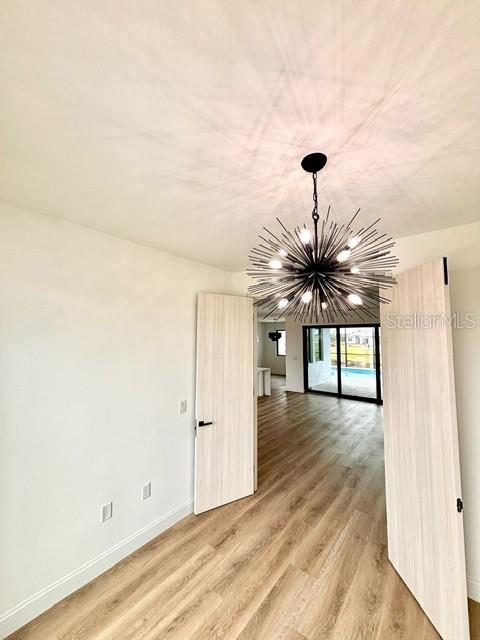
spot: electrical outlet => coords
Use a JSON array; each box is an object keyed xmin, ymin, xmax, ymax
[
  {"xmin": 179, "ymin": 400, "xmax": 187, "ymax": 415},
  {"xmin": 101, "ymin": 502, "xmax": 113, "ymax": 522},
  {"xmin": 142, "ymin": 482, "xmax": 152, "ymax": 500}
]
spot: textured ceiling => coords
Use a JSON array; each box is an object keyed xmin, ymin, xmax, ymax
[{"xmin": 1, "ymin": 1, "xmax": 480, "ymax": 271}]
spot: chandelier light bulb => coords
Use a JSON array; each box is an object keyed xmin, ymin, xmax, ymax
[
  {"xmin": 348, "ymin": 235, "xmax": 362, "ymax": 249},
  {"xmin": 269, "ymin": 258, "xmax": 283, "ymax": 269},
  {"xmin": 321, "ymin": 302, "xmax": 327, "ymax": 310},
  {"xmin": 299, "ymin": 228, "xmax": 311, "ymax": 244},
  {"xmin": 278, "ymin": 248, "xmax": 288, "ymax": 257},
  {"xmin": 278, "ymin": 298, "xmax": 289, "ymax": 309},
  {"xmin": 347, "ymin": 293, "xmax": 363, "ymax": 306},
  {"xmin": 301, "ymin": 291, "xmax": 312, "ymax": 303},
  {"xmin": 337, "ymin": 249, "xmax": 351, "ymax": 262},
  {"xmin": 351, "ymin": 266, "xmax": 360, "ymax": 274}
]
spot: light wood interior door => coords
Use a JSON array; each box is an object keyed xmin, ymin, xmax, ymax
[
  {"xmin": 380, "ymin": 258, "xmax": 469, "ymax": 640},
  {"xmin": 194, "ymin": 293, "xmax": 255, "ymax": 514}
]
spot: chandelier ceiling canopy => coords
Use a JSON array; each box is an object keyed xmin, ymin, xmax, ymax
[{"xmin": 247, "ymin": 153, "xmax": 399, "ymax": 323}]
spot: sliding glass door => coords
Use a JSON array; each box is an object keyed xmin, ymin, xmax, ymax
[{"xmin": 304, "ymin": 324, "xmax": 382, "ymax": 403}]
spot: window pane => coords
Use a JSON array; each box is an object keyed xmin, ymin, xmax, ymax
[
  {"xmin": 340, "ymin": 327, "xmax": 377, "ymax": 398},
  {"xmin": 308, "ymin": 328, "xmax": 322, "ymax": 363},
  {"xmin": 306, "ymin": 327, "xmax": 338, "ymax": 393}
]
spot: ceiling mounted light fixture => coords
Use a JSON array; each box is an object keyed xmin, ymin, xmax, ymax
[{"xmin": 247, "ymin": 152, "xmax": 399, "ymax": 322}]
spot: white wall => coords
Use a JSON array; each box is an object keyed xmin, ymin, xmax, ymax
[
  {"xmin": 257, "ymin": 322, "xmax": 286, "ymax": 375},
  {"xmin": 0, "ymin": 203, "xmax": 243, "ymax": 637},
  {"xmin": 451, "ymin": 266, "xmax": 480, "ymax": 603},
  {"xmin": 285, "ymin": 319, "xmax": 304, "ymax": 392},
  {"xmin": 393, "ymin": 222, "xmax": 480, "ymax": 273}
]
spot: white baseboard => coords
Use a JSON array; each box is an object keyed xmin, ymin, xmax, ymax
[
  {"xmin": 0, "ymin": 500, "xmax": 193, "ymax": 640},
  {"xmin": 468, "ymin": 576, "xmax": 480, "ymax": 603}
]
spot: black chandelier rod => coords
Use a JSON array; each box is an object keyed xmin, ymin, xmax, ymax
[{"xmin": 312, "ymin": 171, "xmax": 319, "ymax": 259}]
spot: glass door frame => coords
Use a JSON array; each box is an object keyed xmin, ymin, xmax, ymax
[{"xmin": 302, "ymin": 323, "xmax": 382, "ymax": 404}]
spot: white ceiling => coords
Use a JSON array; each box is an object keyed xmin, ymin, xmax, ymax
[{"xmin": 1, "ymin": 1, "xmax": 480, "ymax": 271}]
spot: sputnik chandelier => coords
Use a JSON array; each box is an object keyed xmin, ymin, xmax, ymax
[{"xmin": 247, "ymin": 153, "xmax": 399, "ymax": 323}]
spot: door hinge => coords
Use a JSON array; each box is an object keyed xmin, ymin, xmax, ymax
[
  {"xmin": 443, "ymin": 256, "xmax": 449, "ymax": 285},
  {"xmin": 457, "ymin": 498, "xmax": 464, "ymax": 513}
]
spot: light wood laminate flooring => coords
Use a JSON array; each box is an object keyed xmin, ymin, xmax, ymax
[{"xmin": 9, "ymin": 376, "xmax": 480, "ymax": 639}]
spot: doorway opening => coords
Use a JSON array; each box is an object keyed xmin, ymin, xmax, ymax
[
  {"xmin": 303, "ymin": 324, "xmax": 382, "ymax": 404},
  {"xmin": 256, "ymin": 321, "xmax": 287, "ymax": 399}
]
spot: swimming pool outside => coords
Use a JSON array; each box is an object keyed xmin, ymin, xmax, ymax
[
  {"xmin": 311, "ymin": 365, "xmax": 379, "ymax": 397},
  {"xmin": 331, "ymin": 366, "xmax": 376, "ymax": 377}
]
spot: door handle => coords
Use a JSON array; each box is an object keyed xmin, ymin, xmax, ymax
[{"xmin": 198, "ymin": 420, "xmax": 213, "ymax": 427}]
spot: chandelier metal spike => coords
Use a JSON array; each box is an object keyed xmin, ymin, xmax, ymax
[{"xmin": 247, "ymin": 153, "xmax": 398, "ymax": 323}]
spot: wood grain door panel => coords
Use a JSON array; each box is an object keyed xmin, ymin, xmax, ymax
[
  {"xmin": 380, "ymin": 258, "xmax": 469, "ymax": 639},
  {"xmin": 194, "ymin": 293, "xmax": 255, "ymax": 514}
]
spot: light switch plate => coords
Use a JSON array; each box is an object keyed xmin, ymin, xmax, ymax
[
  {"xmin": 179, "ymin": 400, "xmax": 187, "ymax": 415},
  {"xmin": 142, "ymin": 482, "xmax": 152, "ymax": 500},
  {"xmin": 102, "ymin": 502, "xmax": 113, "ymax": 522}
]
